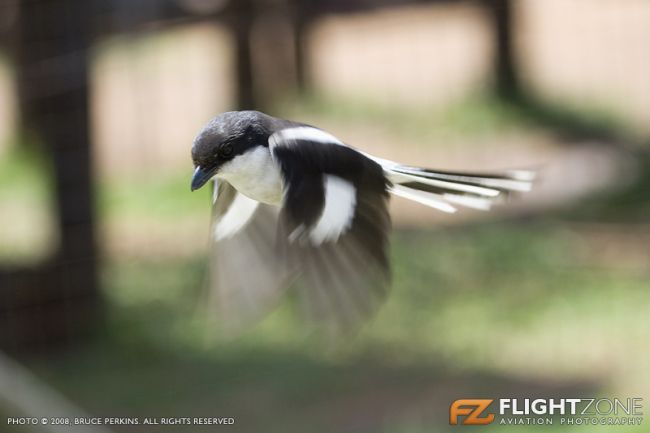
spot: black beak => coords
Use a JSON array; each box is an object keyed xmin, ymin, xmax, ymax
[{"xmin": 191, "ymin": 166, "xmax": 215, "ymax": 191}]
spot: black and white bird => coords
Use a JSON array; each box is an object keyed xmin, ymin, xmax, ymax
[{"xmin": 191, "ymin": 110, "xmax": 533, "ymax": 332}]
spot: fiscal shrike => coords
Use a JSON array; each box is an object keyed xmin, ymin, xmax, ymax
[{"xmin": 191, "ymin": 110, "xmax": 533, "ymax": 332}]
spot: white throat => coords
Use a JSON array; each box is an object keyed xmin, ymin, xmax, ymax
[{"xmin": 215, "ymin": 146, "xmax": 283, "ymax": 205}]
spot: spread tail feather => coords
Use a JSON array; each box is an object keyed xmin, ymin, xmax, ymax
[
  {"xmin": 383, "ymin": 162, "xmax": 535, "ymax": 213},
  {"xmin": 392, "ymin": 165, "xmax": 534, "ymax": 192}
]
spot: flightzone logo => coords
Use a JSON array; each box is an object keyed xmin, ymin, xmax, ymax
[{"xmin": 450, "ymin": 398, "xmax": 643, "ymax": 426}]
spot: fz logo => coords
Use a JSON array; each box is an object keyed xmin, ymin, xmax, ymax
[{"xmin": 450, "ymin": 399, "xmax": 495, "ymax": 425}]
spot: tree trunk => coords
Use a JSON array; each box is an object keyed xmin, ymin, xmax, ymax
[
  {"xmin": 291, "ymin": 0, "xmax": 310, "ymax": 93},
  {"xmin": 231, "ymin": 0, "xmax": 256, "ymax": 109},
  {"xmin": 487, "ymin": 0, "xmax": 521, "ymax": 99},
  {"xmin": 1, "ymin": 0, "xmax": 102, "ymax": 351}
]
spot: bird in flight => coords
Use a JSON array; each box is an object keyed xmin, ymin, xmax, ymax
[{"xmin": 191, "ymin": 111, "xmax": 533, "ymax": 333}]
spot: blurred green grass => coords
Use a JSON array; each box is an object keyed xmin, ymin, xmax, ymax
[
  {"xmin": 100, "ymin": 171, "xmax": 208, "ymax": 221},
  {"xmin": 278, "ymin": 91, "xmax": 535, "ymax": 141},
  {"xmin": 0, "ymin": 142, "xmax": 55, "ymax": 263},
  {"xmin": 277, "ymin": 91, "xmax": 643, "ymax": 146},
  {"xmin": 17, "ymin": 223, "xmax": 649, "ymax": 433}
]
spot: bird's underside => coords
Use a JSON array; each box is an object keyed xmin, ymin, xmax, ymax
[
  {"xmin": 208, "ymin": 180, "xmax": 391, "ymax": 334},
  {"xmin": 200, "ymin": 119, "xmax": 534, "ymax": 335}
]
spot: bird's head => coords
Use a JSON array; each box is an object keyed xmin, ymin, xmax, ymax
[{"xmin": 190, "ymin": 111, "xmax": 272, "ymax": 191}]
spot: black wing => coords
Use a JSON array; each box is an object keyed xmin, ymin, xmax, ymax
[{"xmin": 269, "ymin": 126, "xmax": 392, "ymax": 332}]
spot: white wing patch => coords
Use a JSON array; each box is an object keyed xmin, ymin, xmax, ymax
[
  {"xmin": 309, "ymin": 175, "xmax": 357, "ymax": 245},
  {"xmin": 214, "ymin": 192, "xmax": 259, "ymax": 241},
  {"xmin": 270, "ymin": 126, "xmax": 345, "ymax": 148}
]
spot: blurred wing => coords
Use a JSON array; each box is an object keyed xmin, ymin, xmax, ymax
[
  {"xmin": 270, "ymin": 127, "xmax": 391, "ymax": 332},
  {"xmin": 207, "ymin": 180, "xmax": 292, "ymax": 333}
]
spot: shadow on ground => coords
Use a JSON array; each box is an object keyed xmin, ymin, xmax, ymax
[{"xmin": 22, "ymin": 337, "xmax": 599, "ymax": 433}]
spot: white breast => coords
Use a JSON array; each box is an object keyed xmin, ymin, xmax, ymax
[{"xmin": 216, "ymin": 146, "xmax": 284, "ymax": 205}]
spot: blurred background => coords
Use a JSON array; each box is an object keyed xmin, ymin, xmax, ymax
[{"xmin": 0, "ymin": 0, "xmax": 649, "ymax": 431}]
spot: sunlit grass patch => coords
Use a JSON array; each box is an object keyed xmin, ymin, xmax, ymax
[{"xmin": 0, "ymin": 143, "xmax": 55, "ymax": 263}]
